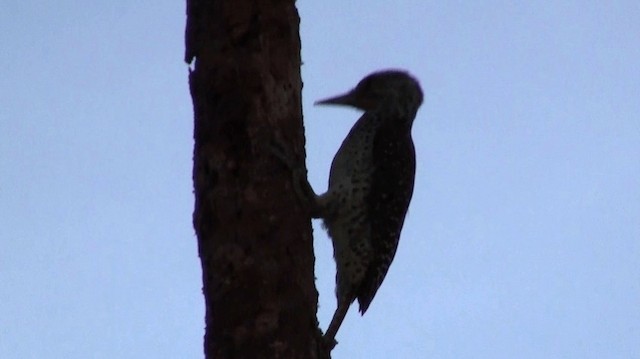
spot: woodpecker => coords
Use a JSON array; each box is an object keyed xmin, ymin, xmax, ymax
[{"xmin": 297, "ymin": 70, "xmax": 424, "ymax": 346}]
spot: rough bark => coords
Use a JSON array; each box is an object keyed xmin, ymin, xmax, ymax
[{"xmin": 185, "ymin": 0, "xmax": 324, "ymax": 357}]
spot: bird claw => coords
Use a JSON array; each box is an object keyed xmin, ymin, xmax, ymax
[
  {"xmin": 270, "ymin": 136, "xmax": 299, "ymax": 172},
  {"xmin": 269, "ymin": 137, "xmax": 320, "ymax": 216}
]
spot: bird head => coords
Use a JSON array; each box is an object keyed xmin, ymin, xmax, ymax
[{"xmin": 315, "ymin": 69, "xmax": 423, "ymax": 112}]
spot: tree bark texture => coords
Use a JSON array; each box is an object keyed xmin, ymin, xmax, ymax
[{"xmin": 186, "ymin": 0, "xmax": 323, "ymax": 357}]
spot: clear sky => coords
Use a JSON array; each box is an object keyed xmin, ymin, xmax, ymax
[{"xmin": 1, "ymin": 1, "xmax": 638, "ymax": 358}]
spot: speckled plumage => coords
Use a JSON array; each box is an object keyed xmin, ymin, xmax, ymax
[{"xmin": 311, "ymin": 70, "xmax": 423, "ymax": 345}]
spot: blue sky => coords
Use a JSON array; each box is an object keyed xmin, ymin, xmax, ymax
[{"xmin": 1, "ymin": 1, "xmax": 639, "ymax": 358}]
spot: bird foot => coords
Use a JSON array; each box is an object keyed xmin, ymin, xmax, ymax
[
  {"xmin": 270, "ymin": 137, "xmax": 320, "ymax": 216},
  {"xmin": 269, "ymin": 136, "xmax": 300, "ymax": 173}
]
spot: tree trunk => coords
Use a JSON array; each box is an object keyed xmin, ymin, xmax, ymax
[{"xmin": 185, "ymin": 0, "xmax": 324, "ymax": 357}]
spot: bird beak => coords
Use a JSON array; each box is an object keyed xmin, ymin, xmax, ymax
[{"xmin": 314, "ymin": 91, "xmax": 356, "ymax": 106}]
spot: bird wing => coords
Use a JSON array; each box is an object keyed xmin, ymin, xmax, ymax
[{"xmin": 356, "ymin": 120, "xmax": 416, "ymax": 314}]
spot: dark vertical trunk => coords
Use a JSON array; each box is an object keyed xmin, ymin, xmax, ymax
[{"xmin": 185, "ymin": 0, "xmax": 324, "ymax": 357}]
